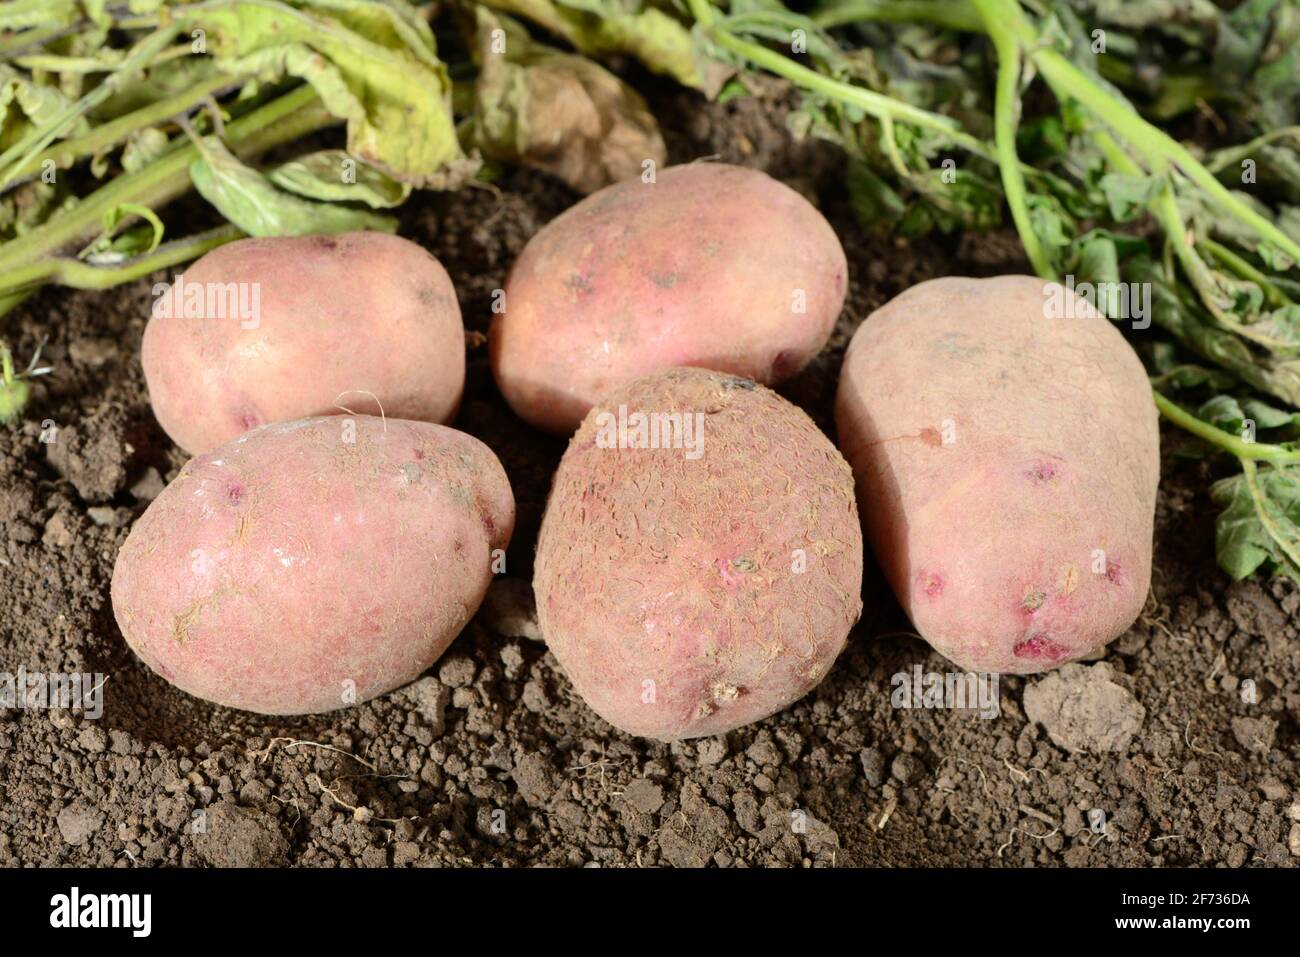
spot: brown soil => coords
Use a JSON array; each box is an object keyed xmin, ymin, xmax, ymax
[{"xmin": 1, "ymin": 86, "xmax": 1297, "ymax": 869}]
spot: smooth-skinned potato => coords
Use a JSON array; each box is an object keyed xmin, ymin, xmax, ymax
[
  {"xmin": 143, "ymin": 232, "xmax": 465, "ymax": 455},
  {"xmin": 835, "ymin": 275, "xmax": 1159, "ymax": 674},
  {"xmin": 491, "ymin": 163, "xmax": 848, "ymax": 434},
  {"xmin": 111, "ymin": 415, "xmax": 514, "ymax": 714},
  {"xmin": 535, "ymin": 367, "xmax": 863, "ymax": 740}
]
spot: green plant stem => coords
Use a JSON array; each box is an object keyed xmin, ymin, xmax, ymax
[
  {"xmin": 1097, "ymin": 133, "xmax": 1296, "ymax": 357},
  {"xmin": 812, "ymin": 0, "xmax": 982, "ymax": 32},
  {"xmin": 0, "ymin": 84, "xmax": 332, "ymax": 276},
  {"xmin": 2, "ymin": 72, "xmax": 245, "ymax": 189},
  {"xmin": 1044, "ymin": 45, "xmax": 1300, "ymax": 263},
  {"xmin": 0, "ymin": 291, "xmax": 33, "ymax": 317},
  {"xmin": 1202, "ymin": 236, "xmax": 1291, "ymax": 308},
  {"xmin": 0, "ymin": 24, "xmax": 183, "ymax": 188},
  {"xmin": 972, "ymin": 0, "xmax": 1051, "ymax": 277},
  {"xmin": 877, "ymin": 115, "xmax": 910, "ymax": 177},
  {"xmin": 1153, "ymin": 392, "xmax": 1300, "ymax": 462},
  {"xmin": 979, "ymin": 0, "xmax": 1300, "ymax": 267},
  {"xmin": 0, "ymin": 225, "xmax": 242, "ymax": 296},
  {"xmin": 685, "ymin": 0, "xmax": 993, "ymax": 157},
  {"xmin": 16, "ymin": 41, "xmax": 196, "ymax": 75},
  {"xmin": 688, "ymin": 0, "xmax": 1056, "ymax": 191},
  {"xmin": 1093, "ymin": 128, "xmax": 1141, "ymax": 175},
  {"xmin": 1144, "ymin": 174, "xmax": 1300, "ymax": 351},
  {"xmin": 1097, "ymin": 132, "xmax": 1225, "ymax": 316},
  {"xmin": 1042, "ymin": 133, "xmax": 1298, "ymax": 446},
  {"xmin": 1153, "ymin": 177, "xmax": 1226, "ymax": 312},
  {"xmin": 827, "ymin": 0, "xmax": 1300, "ymax": 268},
  {"xmin": 1206, "ymin": 126, "xmax": 1300, "ymax": 174},
  {"xmin": 0, "ymin": 24, "xmax": 72, "ymax": 57}
]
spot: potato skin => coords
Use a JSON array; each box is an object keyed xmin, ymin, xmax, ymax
[
  {"xmin": 491, "ymin": 163, "xmax": 848, "ymax": 434},
  {"xmin": 143, "ymin": 232, "xmax": 465, "ymax": 455},
  {"xmin": 111, "ymin": 415, "xmax": 514, "ymax": 715},
  {"xmin": 835, "ymin": 276, "xmax": 1159, "ymax": 674},
  {"xmin": 535, "ymin": 367, "xmax": 863, "ymax": 740}
]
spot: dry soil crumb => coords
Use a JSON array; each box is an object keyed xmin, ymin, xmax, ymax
[{"xmin": 1023, "ymin": 663, "xmax": 1147, "ymax": 754}]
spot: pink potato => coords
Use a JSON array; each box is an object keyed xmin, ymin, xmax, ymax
[
  {"xmin": 111, "ymin": 415, "xmax": 514, "ymax": 714},
  {"xmin": 835, "ymin": 275, "xmax": 1159, "ymax": 674},
  {"xmin": 491, "ymin": 163, "xmax": 848, "ymax": 434},
  {"xmin": 143, "ymin": 232, "xmax": 465, "ymax": 455},
  {"xmin": 534, "ymin": 367, "xmax": 863, "ymax": 740}
]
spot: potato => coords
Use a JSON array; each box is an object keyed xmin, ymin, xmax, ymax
[
  {"xmin": 143, "ymin": 232, "xmax": 465, "ymax": 455},
  {"xmin": 534, "ymin": 367, "xmax": 863, "ymax": 740},
  {"xmin": 491, "ymin": 163, "xmax": 848, "ymax": 434},
  {"xmin": 111, "ymin": 415, "xmax": 514, "ymax": 714},
  {"xmin": 835, "ymin": 276, "xmax": 1159, "ymax": 674}
]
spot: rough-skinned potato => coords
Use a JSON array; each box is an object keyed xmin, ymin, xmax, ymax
[
  {"xmin": 491, "ymin": 163, "xmax": 848, "ymax": 434},
  {"xmin": 835, "ymin": 275, "xmax": 1159, "ymax": 674},
  {"xmin": 535, "ymin": 367, "xmax": 863, "ymax": 740},
  {"xmin": 143, "ymin": 232, "xmax": 465, "ymax": 455},
  {"xmin": 111, "ymin": 415, "xmax": 514, "ymax": 714}
]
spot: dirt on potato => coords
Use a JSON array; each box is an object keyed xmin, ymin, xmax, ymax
[
  {"xmin": 535, "ymin": 368, "xmax": 862, "ymax": 742},
  {"xmin": 0, "ymin": 84, "xmax": 1297, "ymax": 869}
]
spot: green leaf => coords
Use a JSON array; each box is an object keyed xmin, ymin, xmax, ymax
[
  {"xmin": 715, "ymin": 78, "xmax": 750, "ymax": 104},
  {"xmin": 1241, "ymin": 396, "xmax": 1299, "ymax": 429},
  {"xmin": 724, "ymin": 2, "xmax": 848, "ymax": 75},
  {"xmin": 1250, "ymin": 7, "xmax": 1300, "ymax": 127},
  {"xmin": 1098, "ymin": 172, "xmax": 1164, "ymax": 222},
  {"xmin": 0, "ymin": 0, "xmax": 83, "ymax": 33},
  {"xmin": 120, "ymin": 127, "xmax": 169, "ymax": 174},
  {"xmin": 1212, "ymin": 462, "xmax": 1300, "ymax": 582},
  {"xmin": 85, "ymin": 202, "xmax": 165, "ymax": 258},
  {"xmin": 1198, "ymin": 394, "xmax": 1247, "ymax": 431},
  {"xmin": 0, "ymin": 341, "xmax": 33, "ymax": 425},
  {"xmin": 1151, "ymin": 363, "xmax": 1238, "ymax": 392},
  {"xmin": 1212, "ymin": 473, "xmax": 1276, "ymax": 579},
  {"xmin": 1073, "ymin": 231, "xmax": 1121, "ymax": 288},
  {"xmin": 1128, "ymin": 257, "xmax": 1300, "ymax": 406},
  {"xmin": 478, "ymin": 0, "xmax": 720, "ymax": 92},
  {"xmin": 0, "ymin": 64, "xmax": 92, "ymax": 142},
  {"xmin": 1017, "ymin": 115, "xmax": 1069, "ymax": 164},
  {"xmin": 1, "ymin": 179, "xmax": 71, "ymax": 240},
  {"xmin": 845, "ymin": 156, "xmax": 905, "ymax": 230},
  {"xmin": 908, "ymin": 165, "xmax": 1002, "ymax": 232},
  {"xmin": 1257, "ymin": 242, "xmax": 1298, "ymax": 274},
  {"xmin": 188, "ymin": 135, "xmax": 395, "ymax": 237},
  {"xmin": 1213, "ymin": 0, "xmax": 1277, "ymax": 90},
  {"xmin": 170, "ymin": 0, "xmax": 471, "ymax": 187},
  {"xmin": 1026, "ymin": 193, "xmax": 1073, "ymax": 249},
  {"xmin": 1197, "ymin": 392, "xmax": 1298, "ymax": 439},
  {"xmin": 267, "ymin": 150, "xmax": 411, "ymax": 208}
]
